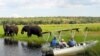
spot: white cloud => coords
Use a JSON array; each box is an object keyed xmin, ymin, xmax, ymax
[
  {"xmin": 0, "ymin": 0, "xmax": 100, "ymax": 11},
  {"xmin": 21, "ymin": 0, "xmax": 63, "ymax": 9},
  {"xmin": 90, "ymin": 0, "xmax": 100, "ymax": 4},
  {"xmin": 0, "ymin": 0, "xmax": 100, "ymax": 17},
  {"xmin": 91, "ymin": 0, "xmax": 99, "ymax": 2},
  {"xmin": 0, "ymin": 0, "xmax": 100, "ymax": 9},
  {"xmin": 11, "ymin": 13, "xmax": 21, "ymax": 17},
  {"xmin": 0, "ymin": 0, "xmax": 6, "ymax": 8}
]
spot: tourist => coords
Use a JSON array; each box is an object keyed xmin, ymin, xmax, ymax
[
  {"xmin": 59, "ymin": 39, "xmax": 67, "ymax": 48},
  {"xmin": 50, "ymin": 37, "xmax": 59, "ymax": 48},
  {"xmin": 67, "ymin": 38, "xmax": 76, "ymax": 47}
]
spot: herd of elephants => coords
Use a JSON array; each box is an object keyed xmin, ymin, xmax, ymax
[
  {"xmin": 3, "ymin": 24, "xmax": 80, "ymax": 38},
  {"xmin": 3, "ymin": 24, "xmax": 43, "ymax": 37}
]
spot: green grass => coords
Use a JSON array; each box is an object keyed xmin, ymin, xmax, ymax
[
  {"xmin": 0, "ymin": 23, "xmax": 100, "ymax": 43},
  {"xmin": 0, "ymin": 23, "xmax": 100, "ymax": 55}
]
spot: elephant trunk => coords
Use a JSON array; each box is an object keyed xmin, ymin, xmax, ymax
[
  {"xmin": 21, "ymin": 30, "xmax": 24, "ymax": 34},
  {"xmin": 37, "ymin": 33, "xmax": 43, "ymax": 37}
]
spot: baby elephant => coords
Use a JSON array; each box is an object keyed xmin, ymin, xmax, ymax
[{"xmin": 3, "ymin": 24, "xmax": 18, "ymax": 36}]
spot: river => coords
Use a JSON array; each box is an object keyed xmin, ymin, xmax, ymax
[
  {"xmin": 0, "ymin": 39, "xmax": 99, "ymax": 56},
  {"xmin": 0, "ymin": 39, "xmax": 42, "ymax": 56}
]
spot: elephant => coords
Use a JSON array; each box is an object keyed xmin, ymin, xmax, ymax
[
  {"xmin": 3, "ymin": 24, "xmax": 18, "ymax": 36},
  {"xmin": 21, "ymin": 25, "xmax": 42, "ymax": 37}
]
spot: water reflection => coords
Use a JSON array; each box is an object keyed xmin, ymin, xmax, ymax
[{"xmin": 0, "ymin": 39, "xmax": 42, "ymax": 56}]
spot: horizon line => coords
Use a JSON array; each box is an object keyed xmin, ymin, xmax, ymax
[{"xmin": 0, "ymin": 16, "xmax": 100, "ymax": 18}]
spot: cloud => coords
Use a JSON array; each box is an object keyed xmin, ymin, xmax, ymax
[
  {"xmin": 11, "ymin": 13, "xmax": 21, "ymax": 17},
  {"xmin": 91, "ymin": 0, "xmax": 100, "ymax": 3},
  {"xmin": 0, "ymin": 0, "xmax": 6, "ymax": 9},
  {"xmin": 0, "ymin": 0, "xmax": 100, "ymax": 9},
  {"xmin": 0, "ymin": 0, "xmax": 100, "ymax": 17}
]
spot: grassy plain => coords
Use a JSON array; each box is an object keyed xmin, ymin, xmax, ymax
[
  {"xmin": 0, "ymin": 23, "xmax": 100, "ymax": 55},
  {"xmin": 0, "ymin": 23, "xmax": 100, "ymax": 43}
]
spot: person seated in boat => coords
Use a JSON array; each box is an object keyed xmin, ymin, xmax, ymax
[
  {"xmin": 59, "ymin": 39, "xmax": 67, "ymax": 48},
  {"xmin": 50, "ymin": 37, "xmax": 59, "ymax": 48},
  {"xmin": 67, "ymin": 38, "xmax": 76, "ymax": 47}
]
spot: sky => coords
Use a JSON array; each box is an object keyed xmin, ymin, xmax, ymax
[{"xmin": 0, "ymin": 0, "xmax": 100, "ymax": 17}]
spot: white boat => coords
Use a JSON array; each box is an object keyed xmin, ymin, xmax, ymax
[
  {"xmin": 41, "ymin": 28, "xmax": 99, "ymax": 56},
  {"xmin": 41, "ymin": 40, "xmax": 98, "ymax": 56}
]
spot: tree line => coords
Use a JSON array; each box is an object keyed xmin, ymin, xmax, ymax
[{"xmin": 0, "ymin": 16, "xmax": 100, "ymax": 25}]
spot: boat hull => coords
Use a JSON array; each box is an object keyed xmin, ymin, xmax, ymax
[
  {"xmin": 42, "ymin": 40, "xmax": 98, "ymax": 56},
  {"xmin": 53, "ymin": 40, "xmax": 98, "ymax": 56}
]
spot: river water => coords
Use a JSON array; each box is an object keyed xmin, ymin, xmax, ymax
[
  {"xmin": 0, "ymin": 39, "xmax": 99, "ymax": 56},
  {"xmin": 0, "ymin": 39, "xmax": 42, "ymax": 56}
]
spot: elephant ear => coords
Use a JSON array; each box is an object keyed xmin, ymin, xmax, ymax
[{"xmin": 3, "ymin": 24, "xmax": 10, "ymax": 30}]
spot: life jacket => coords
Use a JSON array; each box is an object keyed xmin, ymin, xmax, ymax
[
  {"xmin": 68, "ymin": 40, "xmax": 76, "ymax": 47},
  {"xmin": 51, "ymin": 39, "xmax": 57, "ymax": 47}
]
